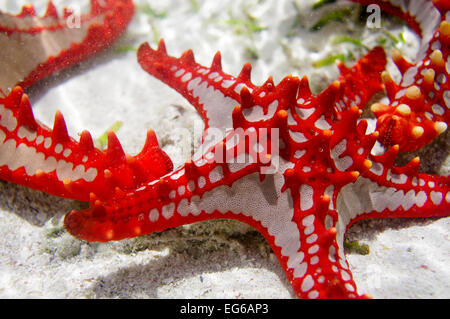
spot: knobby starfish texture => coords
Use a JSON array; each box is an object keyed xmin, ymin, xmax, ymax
[
  {"xmin": 0, "ymin": 0, "xmax": 448, "ymax": 298},
  {"xmin": 354, "ymin": 0, "xmax": 450, "ymax": 151}
]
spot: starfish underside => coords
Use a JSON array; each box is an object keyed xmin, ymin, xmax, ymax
[{"xmin": 0, "ymin": 0, "xmax": 449, "ymax": 298}]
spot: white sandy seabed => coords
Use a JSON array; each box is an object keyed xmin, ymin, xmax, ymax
[{"xmin": 0, "ymin": 0, "xmax": 448, "ymax": 299}]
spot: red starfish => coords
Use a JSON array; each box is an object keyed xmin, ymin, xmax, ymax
[
  {"xmin": 62, "ymin": 1, "xmax": 447, "ymax": 298},
  {"xmin": 0, "ymin": 0, "xmax": 448, "ymax": 298}
]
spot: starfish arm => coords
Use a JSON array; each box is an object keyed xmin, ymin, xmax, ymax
[
  {"xmin": 137, "ymin": 40, "xmax": 258, "ymax": 133},
  {"xmin": 137, "ymin": 42, "xmax": 390, "ymax": 162},
  {"xmin": 284, "ymin": 204, "xmax": 363, "ymax": 299},
  {"xmin": 328, "ymin": 106, "xmax": 449, "ymax": 222},
  {"xmin": 340, "ymin": 173, "xmax": 449, "ymax": 227},
  {"xmin": 64, "ymin": 163, "xmax": 257, "ymax": 242},
  {"xmin": 63, "ymin": 125, "xmax": 268, "ymax": 242},
  {"xmin": 0, "ymin": 0, "xmax": 134, "ymax": 94},
  {"xmin": 352, "ymin": 0, "xmax": 449, "ymax": 151},
  {"xmin": 339, "ymin": 154, "xmax": 450, "ymax": 224},
  {"xmin": 0, "ymin": 86, "xmax": 173, "ymax": 201},
  {"xmin": 137, "ymin": 40, "xmax": 391, "ymax": 131}
]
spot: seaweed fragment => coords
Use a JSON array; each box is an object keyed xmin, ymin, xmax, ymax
[
  {"xmin": 310, "ymin": 8, "xmax": 353, "ymax": 31},
  {"xmin": 312, "ymin": 0, "xmax": 337, "ymax": 10},
  {"xmin": 96, "ymin": 121, "xmax": 123, "ymax": 150},
  {"xmin": 345, "ymin": 240, "xmax": 370, "ymax": 255}
]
